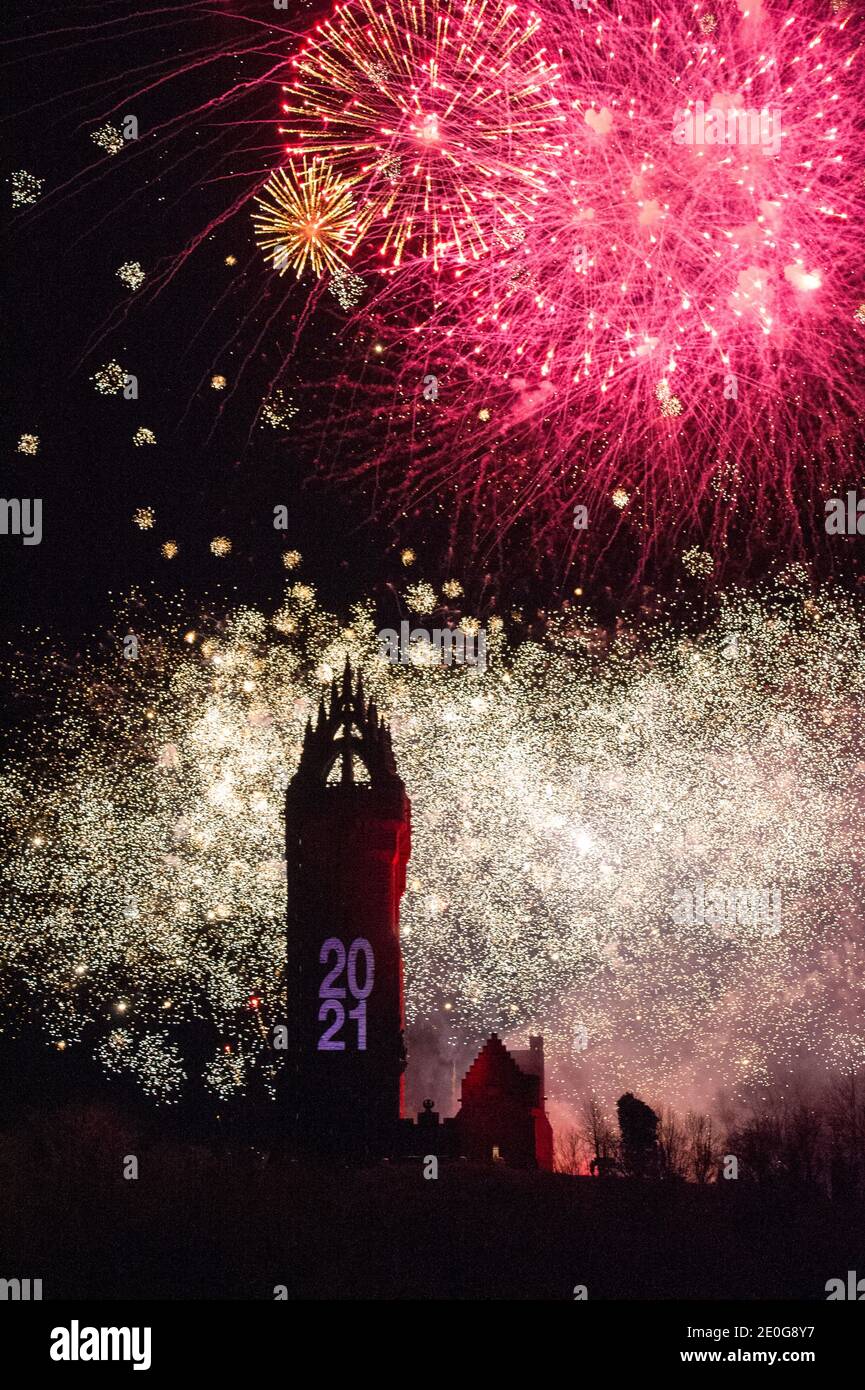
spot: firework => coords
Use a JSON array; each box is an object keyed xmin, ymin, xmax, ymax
[
  {"xmin": 682, "ymin": 546, "xmax": 715, "ymax": 579},
  {"xmin": 11, "ymin": 171, "xmax": 43, "ymax": 207},
  {"xmin": 91, "ymin": 123, "xmax": 125, "ymax": 156},
  {"xmin": 378, "ymin": 153, "xmax": 401, "ymax": 184},
  {"xmin": 96, "ymin": 1030, "xmax": 184, "ymax": 1102},
  {"xmin": 280, "ymin": 549, "xmax": 302, "ymax": 570},
  {"xmin": 133, "ymin": 428, "xmax": 157, "ymax": 447},
  {"xmin": 656, "ymin": 381, "xmax": 683, "ymax": 420},
  {"xmin": 261, "ymin": 390, "xmax": 298, "ymax": 429},
  {"xmin": 92, "ymin": 361, "xmax": 128, "ymax": 395},
  {"xmin": 133, "ymin": 507, "xmax": 155, "ymax": 530},
  {"xmin": 210, "ymin": 536, "xmax": 232, "ymax": 556},
  {"xmin": 405, "ymin": 581, "xmax": 437, "ymax": 615},
  {"xmin": 210, "ymin": 375, "xmax": 227, "ymax": 391},
  {"xmin": 328, "ymin": 266, "xmax": 366, "ymax": 311},
  {"xmin": 315, "ymin": 1, "xmax": 865, "ymax": 582},
  {"xmin": 17, "ymin": 434, "xmax": 39, "ymax": 456},
  {"xmin": 117, "ymin": 261, "xmax": 145, "ymax": 291},
  {"xmin": 252, "ymin": 159, "xmax": 361, "ymax": 278},
  {"xmin": 280, "ymin": 0, "xmax": 564, "ymax": 268},
  {"xmin": 4, "ymin": 577, "xmax": 865, "ymax": 1111},
  {"xmin": 11, "ymin": 0, "xmax": 865, "ymax": 595},
  {"xmin": 161, "ymin": 541, "xmax": 178, "ymax": 559}
]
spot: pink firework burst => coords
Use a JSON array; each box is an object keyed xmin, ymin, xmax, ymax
[
  {"xmin": 12, "ymin": 0, "xmax": 865, "ymax": 587},
  {"xmin": 311, "ymin": 0, "xmax": 865, "ymax": 581}
]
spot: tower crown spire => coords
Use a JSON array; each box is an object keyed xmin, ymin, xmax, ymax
[{"xmin": 293, "ymin": 656, "xmax": 397, "ymax": 789}]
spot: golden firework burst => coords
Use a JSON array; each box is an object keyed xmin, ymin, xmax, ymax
[
  {"xmin": 656, "ymin": 379, "xmax": 683, "ymax": 419},
  {"xmin": 252, "ymin": 159, "xmax": 361, "ymax": 279},
  {"xmin": 11, "ymin": 170, "xmax": 43, "ymax": 206},
  {"xmin": 261, "ymin": 389, "xmax": 297, "ymax": 429},
  {"xmin": 117, "ymin": 261, "xmax": 145, "ymax": 291},
  {"xmin": 682, "ymin": 546, "xmax": 715, "ymax": 579},
  {"xmin": 91, "ymin": 123, "xmax": 125, "ymax": 155},
  {"xmin": 405, "ymin": 581, "xmax": 437, "ymax": 615},
  {"xmin": 92, "ymin": 361, "xmax": 128, "ymax": 395}
]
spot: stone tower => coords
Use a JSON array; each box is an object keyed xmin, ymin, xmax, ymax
[{"xmin": 284, "ymin": 659, "xmax": 411, "ymax": 1157}]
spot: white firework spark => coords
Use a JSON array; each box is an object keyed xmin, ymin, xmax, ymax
[{"xmin": 2, "ymin": 576, "xmax": 864, "ymax": 1113}]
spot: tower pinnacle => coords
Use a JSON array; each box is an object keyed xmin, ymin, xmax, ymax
[{"xmin": 293, "ymin": 656, "xmax": 398, "ymax": 790}]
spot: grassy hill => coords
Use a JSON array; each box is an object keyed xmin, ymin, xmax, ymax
[{"xmin": 2, "ymin": 1103, "xmax": 862, "ymax": 1299}]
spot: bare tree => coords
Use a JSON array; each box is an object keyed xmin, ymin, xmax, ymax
[
  {"xmin": 657, "ymin": 1106, "xmax": 689, "ymax": 1181},
  {"xmin": 686, "ymin": 1111, "xmax": 721, "ymax": 1185},
  {"xmin": 780, "ymin": 1102, "xmax": 824, "ymax": 1190},
  {"xmin": 725, "ymin": 1110, "xmax": 784, "ymax": 1183},
  {"xmin": 554, "ymin": 1125, "xmax": 584, "ymax": 1176},
  {"xmin": 826, "ymin": 1069, "xmax": 865, "ymax": 1199},
  {"xmin": 582, "ymin": 1096, "xmax": 618, "ymax": 1176}
]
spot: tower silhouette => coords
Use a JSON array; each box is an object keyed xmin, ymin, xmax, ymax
[{"xmin": 284, "ymin": 659, "xmax": 411, "ymax": 1157}]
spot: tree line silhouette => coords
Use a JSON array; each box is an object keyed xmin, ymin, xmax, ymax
[{"xmin": 555, "ymin": 1071, "xmax": 865, "ymax": 1196}]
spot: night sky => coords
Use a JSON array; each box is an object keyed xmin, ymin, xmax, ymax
[
  {"xmin": 10, "ymin": 0, "xmax": 861, "ymax": 653},
  {"xmin": 4, "ymin": 0, "xmax": 435, "ymax": 644},
  {"xmin": 4, "ymin": 4, "xmax": 865, "ymax": 1324}
]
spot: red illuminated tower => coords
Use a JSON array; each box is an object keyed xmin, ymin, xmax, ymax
[{"xmin": 284, "ymin": 659, "xmax": 411, "ymax": 1158}]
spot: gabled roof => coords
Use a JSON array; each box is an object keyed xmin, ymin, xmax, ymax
[{"xmin": 460, "ymin": 1033, "xmax": 540, "ymax": 1107}]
